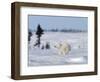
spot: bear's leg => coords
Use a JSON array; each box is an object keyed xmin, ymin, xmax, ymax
[
  {"xmin": 62, "ymin": 50, "xmax": 66, "ymax": 55},
  {"xmin": 58, "ymin": 50, "xmax": 62, "ymax": 55}
]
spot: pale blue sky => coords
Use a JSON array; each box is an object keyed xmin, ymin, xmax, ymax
[{"xmin": 28, "ymin": 15, "xmax": 88, "ymax": 31}]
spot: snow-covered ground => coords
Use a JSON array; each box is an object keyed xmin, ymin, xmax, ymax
[{"xmin": 28, "ymin": 32, "xmax": 88, "ymax": 66}]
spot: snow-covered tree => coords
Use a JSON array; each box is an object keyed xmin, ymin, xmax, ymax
[
  {"xmin": 45, "ymin": 42, "xmax": 50, "ymax": 49},
  {"xmin": 35, "ymin": 24, "xmax": 44, "ymax": 47},
  {"xmin": 28, "ymin": 30, "xmax": 32, "ymax": 42}
]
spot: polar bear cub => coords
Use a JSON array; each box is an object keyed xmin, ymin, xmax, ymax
[{"xmin": 54, "ymin": 42, "xmax": 71, "ymax": 55}]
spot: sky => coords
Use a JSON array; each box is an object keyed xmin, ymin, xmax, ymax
[{"xmin": 28, "ymin": 15, "xmax": 88, "ymax": 31}]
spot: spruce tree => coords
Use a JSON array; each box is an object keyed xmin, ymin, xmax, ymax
[{"xmin": 35, "ymin": 24, "xmax": 44, "ymax": 47}]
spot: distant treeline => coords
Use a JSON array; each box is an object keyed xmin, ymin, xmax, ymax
[{"xmin": 32, "ymin": 29, "xmax": 87, "ymax": 33}]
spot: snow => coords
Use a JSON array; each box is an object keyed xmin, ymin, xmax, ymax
[{"xmin": 28, "ymin": 32, "xmax": 88, "ymax": 66}]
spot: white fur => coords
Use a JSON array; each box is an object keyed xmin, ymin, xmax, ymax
[{"xmin": 54, "ymin": 42, "xmax": 71, "ymax": 55}]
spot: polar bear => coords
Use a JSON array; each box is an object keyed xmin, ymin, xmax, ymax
[{"xmin": 54, "ymin": 42, "xmax": 71, "ymax": 55}]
